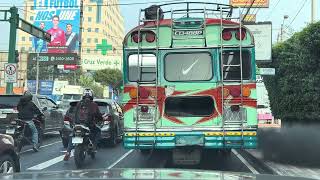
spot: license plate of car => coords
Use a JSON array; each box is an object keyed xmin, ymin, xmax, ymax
[
  {"xmin": 72, "ymin": 137, "xmax": 83, "ymax": 144},
  {"xmin": 6, "ymin": 129, "xmax": 15, "ymax": 135},
  {"xmin": 0, "ymin": 113, "xmax": 7, "ymax": 119}
]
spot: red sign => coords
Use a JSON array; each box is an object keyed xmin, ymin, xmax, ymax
[
  {"xmin": 230, "ymin": 0, "xmax": 269, "ymax": 8},
  {"xmin": 64, "ymin": 64, "xmax": 78, "ymax": 70}
]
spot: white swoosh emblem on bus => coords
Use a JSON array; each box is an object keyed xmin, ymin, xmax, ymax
[{"xmin": 182, "ymin": 59, "xmax": 199, "ymax": 75}]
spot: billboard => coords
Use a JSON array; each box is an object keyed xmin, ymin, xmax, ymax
[
  {"xmin": 245, "ymin": 22, "xmax": 272, "ymax": 62},
  {"xmin": 32, "ymin": 0, "xmax": 80, "ymax": 54},
  {"xmin": 230, "ymin": 0, "xmax": 269, "ymax": 8}
]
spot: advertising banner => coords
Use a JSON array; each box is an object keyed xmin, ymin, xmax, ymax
[
  {"xmin": 245, "ymin": 22, "xmax": 272, "ymax": 62},
  {"xmin": 32, "ymin": 0, "xmax": 80, "ymax": 54},
  {"xmin": 52, "ymin": 80, "xmax": 69, "ymax": 95},
  {"xmin": 27, "ymin": 80, "xmax": 37, "ymax": 94},
  {"xmin": 39, "ymin": 80, "xmax": 54, "ymax": 95}
]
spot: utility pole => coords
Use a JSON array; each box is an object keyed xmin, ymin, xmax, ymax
[
  {"xmin": 78, "ymin": 0, "xmax": 84, "ymax": 82},
  {"xmin": 280, "ymin": 15, "xmax": 289, "ymax": 42},
  {"xmin": 6, "ymin": 7, "xmax": 18, "ymax": 94},
  {"xmin": 311, "ymin": 0, "xmax": 317, "ymax": 23}
]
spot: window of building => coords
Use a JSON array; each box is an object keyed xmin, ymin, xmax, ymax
[
  {"xmin": 88, "ymin": 7, "xmax": 92, "ymax": 11},
  {"xmin": 88, "ymin": 17, "xmax": 92, "ymax": 22},
  {"xmin": 21, "ymin": 47, "xmax": 25, "ymax": 52},
  {"xmin": 87, "ymin": 38, "xmax": 91, "ymax": 43},
  {"xmin": 29, "ymin": 47, "xmax": 32, "ymax": 51},
  {"xmin": 94, "ymin": 38, "xmax": 98, "ymax": 43},
  {"xmin": 95, "ymin": 28, "xmax": 99, "ymax": 33},
  {"xmin": 22, "ymin": 37, "xmax": 25, "ymax": 41},
  {"xmin": 30, "ymin": 16, "xmax": 34, "ymax": 21},
  {"xmin": 87, "ymin": 49, "xmax": 90, "ymax": 53},
  {"xmin": 94, "ymin": 49, "xmax": 98, "ymax": 53},
  {"xmin": 29, "ymin": 37, "xmax": 33, "ymax": 41}
]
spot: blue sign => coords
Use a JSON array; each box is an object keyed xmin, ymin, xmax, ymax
[
  {"xmin": 39, "ymin": 80, "xmax": 54, "ymax": 95},
  {"xmin": 33, "ymin": 0, "xmax": 80, "ymax": 54},
  {"xmin": 27, "ymin": 80, "xmax": 37, "ymax": 94}
]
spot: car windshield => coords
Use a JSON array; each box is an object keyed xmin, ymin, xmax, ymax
[
  {"xmin": 0, "ymin": 96, "xmax": 21, "ymax": 108},
  {"xmin": 1, "ymin": 1, "xmax": 319, "ymax": 180}
]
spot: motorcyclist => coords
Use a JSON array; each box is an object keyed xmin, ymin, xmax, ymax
[
  {"xmin": 63, "ymin": 89, "xmax": 103, "ymax": 161},
  {"xmin": 17, "ymin": 91, "xmax": 43, "ymax": 152}
]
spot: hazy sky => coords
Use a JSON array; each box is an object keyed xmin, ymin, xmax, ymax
[{"xmin": 0, "ymin": 0, "xmax": 318, "ymax": 51}]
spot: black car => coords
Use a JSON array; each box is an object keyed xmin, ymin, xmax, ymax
[
  {"xmin": 0, "ymin": 95, "xmax": 64, "ymax": 135},
  {"xmin": 60, "ymin": 99, "xmax": 124, "ymax": 148},
  {"xmin": 0, "ymin": 134, "xmax": 20, "ymax": 173}
]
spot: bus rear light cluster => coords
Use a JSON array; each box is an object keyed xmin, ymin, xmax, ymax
[
  {"xmin": 131, "ymin": 31, "xmax": 156, "ymax": 43},
  {"xmin": 236, "ymin": 28, "xmax": 246, "ymax": 40},
  {"xmin": 222, "ymin": 29, "xmax": 232, "ymax": 41},
  {"xmin": 221, "ymin": 28, "xmax": 246, "ymax": 41},
  {"xmin": 129, "ymin": 88, "xmax": 151, "ymax": 99},
  {"xmin": 229, "ymin": 87, "xmax": 241, "ymax": 97},
  {"xmin": 223, "ymin": 87, "xmax": 251, "ymax": 98}
]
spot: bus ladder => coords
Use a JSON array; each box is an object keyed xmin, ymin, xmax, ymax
[
  {"xmin": 170, "ymin": 8, "xmax": 209, "ymax": 46},
  {"xmin": 134, "ymin": 8, "xmax": 161, "ymax": 151},
  {"xmin": 219, "ymin": 7, "xmax": 245, "ymax": 148}
]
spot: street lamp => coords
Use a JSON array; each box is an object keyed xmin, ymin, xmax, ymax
[{"xmin": 280, "ymin": 15, "xmax": 289, "ymax": 42}]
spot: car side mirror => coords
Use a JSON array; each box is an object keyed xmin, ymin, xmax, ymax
[{"xmin": 42, "ymin": 107, "xmax": 48, "ymax": 111}]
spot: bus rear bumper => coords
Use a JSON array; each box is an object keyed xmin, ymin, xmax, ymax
[{"xmin": 123, "ymin": 131, "xmax": 257, "ymax": 149}]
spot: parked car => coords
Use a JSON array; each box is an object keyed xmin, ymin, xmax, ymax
[
  {"xmin": 60, "ymin": 99, "xmax": 124, "ymax": 148},
  {"xmin": 0, "ymin": 134, "xmax": 20, "ymax": 173},
  {"xmin": 0, "ymin": 95, "xmax": 64, "ymax": 135}
]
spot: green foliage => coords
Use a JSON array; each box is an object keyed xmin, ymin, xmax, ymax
[
  {"xmin": 93, "ymin": 68, "xmax": 123, "ymax": 88},
  {"xmin": 79, "ymin": 75, "xmax": 104, "ymax": 98},
  {"xmin": 262, "ymin": 22, "xmax": 320, "ymax": 122}
]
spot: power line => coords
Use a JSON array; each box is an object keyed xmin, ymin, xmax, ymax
[
  {"xmin": 285, "ymin": 0, "xmax": 308, "ymax": 31},
  {"xmin": 264, "ymin": 0, "xmax": 281, "ymax": 21}
]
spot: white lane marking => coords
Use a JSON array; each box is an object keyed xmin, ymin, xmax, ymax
[
  {"xmin": 107, "ymin": 149, "xmax": 134, "ymax": 169},
  {"xmin": 20, "ymin": 141, "xmax": 61, "ymax": 154},
  {"xmin": 27, "ymin": 151, "xmax": 74, "ymax": 171},
  {"xmin": 232, "ymin": 149, "xmax": 259, "ymax": 174}
]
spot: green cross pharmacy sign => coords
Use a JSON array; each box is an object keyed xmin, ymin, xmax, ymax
[{"xmin": 96, "ymin": 39, "xmax": 112, "ymax": 55}]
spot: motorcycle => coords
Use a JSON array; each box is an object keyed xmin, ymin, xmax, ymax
[
  {"xmin": 6, "ymin": 116, "xmax": 44, "ymax": 153},
  {"xmin": 72, "ymin": 123, "xmax": 96, "ymax": 168}
]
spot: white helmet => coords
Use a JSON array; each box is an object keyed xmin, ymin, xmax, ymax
[{"xmin": 83, "ymin": 88, "xmax": 93, "ymax": 100}]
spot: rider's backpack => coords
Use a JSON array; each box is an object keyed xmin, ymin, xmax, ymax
[{"xmin": 77, "ymin": 100, "xmax": 91, "ymax": 123}]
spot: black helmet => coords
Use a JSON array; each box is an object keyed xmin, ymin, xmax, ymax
[
  {"xmin": 23, "ymin": 91, "xmax": 33, "ymax": 101},
  {"xmin": 83, "ymin": 88, "xmax": 93, "ymax": 100}
]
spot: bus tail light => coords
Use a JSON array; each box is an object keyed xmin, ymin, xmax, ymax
[
  {"xmin": 222, "ymin": 29, "xmax": 232, "ymax": 41},
  {"xmin": 230, "ymin": 87, "xmax": 241, "ymax": 97},
  {"xmin": 131, "ymin": 32, "xmax": 142, "ymax": 43},
  {"xmin": 139, "ymin": 88, "xmax": 150, "ymax": 99},
  {"xmin": 129, "ymin": 89, "xmax": 138, "ymax": 98},
  {"xmin": 242, "ymin": 87, "xmax": 251, "ymax": 97},
  {"xmin": 145, "ymin": 31, "xmax": 156, "ymax": 43},
  {"xmin": 236, "ymin": 28, "xmax": 246, "ymax": 40},
  {"xmin": 223, "ymin": 88, "xmax": 230, "ymax": 98}
]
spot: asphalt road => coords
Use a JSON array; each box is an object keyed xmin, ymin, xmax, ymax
[{"xmin": 18, "ymin": 134, "xmax": 274, "ymax": 175}]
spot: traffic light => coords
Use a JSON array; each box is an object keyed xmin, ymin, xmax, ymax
[{"xmin": 15, "ymin": 50, "xmax": 19, "ymax": 63}]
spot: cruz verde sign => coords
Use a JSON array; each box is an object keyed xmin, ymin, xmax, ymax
[{"xmin": 82, "ymin": 55, "xmax": 121, "ymax": 70}]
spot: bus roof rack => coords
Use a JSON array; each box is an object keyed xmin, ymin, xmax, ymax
[{"xmin": 141, "ymin": 1, "xmax": 235, "ymax": 18}]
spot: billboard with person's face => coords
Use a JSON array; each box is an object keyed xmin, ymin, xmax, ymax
[{"xmin": 32, "ymin": 0, "xmax": 80, "ymax": 54}]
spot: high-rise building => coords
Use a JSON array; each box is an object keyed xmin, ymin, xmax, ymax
[{"xmin": 17, "ymin": 0, "xmax": 124, "ymax": 72}]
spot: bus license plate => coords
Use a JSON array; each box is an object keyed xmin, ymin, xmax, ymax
[
  {"xmin": 72, "ymin": 137, "xmax": 83, "ymax": 144},
  {"xmin": 176, "ymin": 136, "xmax": 204, "ymax": 146},
  {"xmin": 6, "ymin": 129, "xmax": 15, "ymax": 135},
  {"xmin": 139, "ymin": 113, "xmax": 152, "ymax": 120}
]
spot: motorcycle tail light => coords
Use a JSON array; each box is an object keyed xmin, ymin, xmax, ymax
[{"xmin": 64, "ymin": 116, "xmax": 71, "ymax": 122}]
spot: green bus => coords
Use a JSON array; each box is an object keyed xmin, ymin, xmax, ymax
[{"xmin": 121, "ymin": 2, "xmax": 257, "ymax": 165}]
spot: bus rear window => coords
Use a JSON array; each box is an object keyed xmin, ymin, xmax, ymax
[
  {"xmin": 165, "ymin": 53, "xmax": 213, "ymax": 81},
  {"xmin": 222, "ymin": 50, "xmax": 251, "ymax": 80},
  {"xmin": 128, "ymin": 54, "xmax": 156, "ymax": 82}
]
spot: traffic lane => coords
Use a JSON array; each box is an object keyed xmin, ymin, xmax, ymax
[
  {"xmin": 32, "ymin": 143, "xmax": 129, "ymax": 171},
  {"xmin": 20, "ymin": 135, "xmax": 63, "ymax": 171},
  {"xmin": 111, "ymin": 150, "xmax": 170, "ymax": 169}
]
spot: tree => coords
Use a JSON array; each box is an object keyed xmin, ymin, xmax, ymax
[
  {"xmin": 93, "ymin": 68, "xmax": 123, "ymax": 88},
  {"xmin": 79, "ymin": 75, "xmax": 104, "ymax": 98},
  {"xmin": 262, "ymin": 22, "xmax": 320, "ymax": 122}
]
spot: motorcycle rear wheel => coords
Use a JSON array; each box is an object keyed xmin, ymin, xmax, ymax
[{"xmin": 74, "ymin": 145, "xmax": 86, "ymax": 168}]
